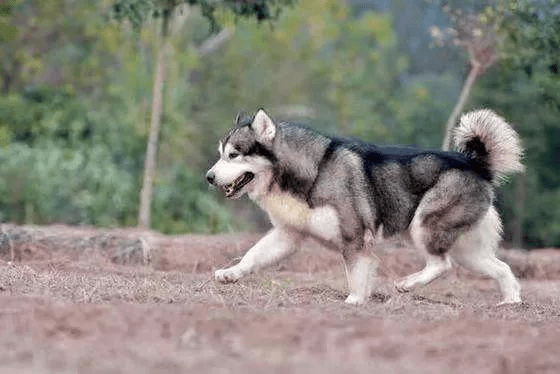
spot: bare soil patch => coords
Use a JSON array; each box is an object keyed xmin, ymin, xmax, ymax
[{"xmin": 0, "ymin": 224, "xmax": 559, "ymax": 373}]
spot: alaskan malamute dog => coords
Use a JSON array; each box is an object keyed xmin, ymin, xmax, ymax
[{"xmin": 206, "ymin": 109, "xmax": 523, "ymax": 305}]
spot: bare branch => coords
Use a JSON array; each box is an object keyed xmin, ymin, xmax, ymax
[
  {"xmin": 435, "ymin": 10, "xmax": 500, "ymax": 150},
  {"xmin": 197, "ymin": 28, "xmax": 233, "ymax": 57}
]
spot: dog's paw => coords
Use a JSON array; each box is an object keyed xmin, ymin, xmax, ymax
[
  {"xmin": 214, "ymin": 267, "xmax": 243, "ymax": 283},
  {"xmin": 345, "ymin": 294, "xmax": 365, "ymax": 305},
  {"xmin": 394, "ymin": 278, "xmax": 412, "ymax": 293},
  {"xmin": 496, "ymin": 297, "xmax": 522, "ymax": 307}
]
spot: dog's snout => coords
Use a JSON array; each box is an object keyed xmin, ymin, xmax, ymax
[{"xmin": 206, "ymin": 171, "xmax": 216, "ymax": 185}]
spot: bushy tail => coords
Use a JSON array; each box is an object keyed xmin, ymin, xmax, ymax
[{"xmin": 454, "ymin": 109, "xmax": 524, "ymax": 183}]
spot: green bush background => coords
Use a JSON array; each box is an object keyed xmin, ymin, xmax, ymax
[{"xmin": 0, "ymin": 0, "xmax": 558, "ymax": 247}]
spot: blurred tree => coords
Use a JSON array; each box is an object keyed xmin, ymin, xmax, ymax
[
  {"xmin": 1, "ymin": 0, "xmax": 558, "ymax": 245},
  {"xmin": 497, "ymin": 0, "xmax": 560, "ymax": 71},
  {"xmin": 110, "ymin": 0, "xmax": 295, "ymax": 229},
  {"xmin": 467, "ymin": 0, "xmax": 560, "ymax": 248},
  {"xmin": 430, "ymin": 7, "xmax": 498, "ymax": 150},
  {"xmin": 493, "ymin": 0, "xmax": 559, "ymax": 248},
  {"xmin": 206, "ymin": 0, "xmax": 409, "ymax": 141},
  {"xmin": 427, "ymin": 0, "xmax": 559, "ymax": 248}
]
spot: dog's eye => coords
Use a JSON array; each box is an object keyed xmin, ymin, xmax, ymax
[{"xmin": 229, "ymin": 152, "xmax": 240, "ymax": 160}]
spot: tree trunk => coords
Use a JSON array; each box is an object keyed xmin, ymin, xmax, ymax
[
  {"xmin": 442, "ymin": 63, "xmax": 482, "ymax": 151},
  {"xmin": 138, "ymin": 10, "xmax": 171, "ymax": 229}
]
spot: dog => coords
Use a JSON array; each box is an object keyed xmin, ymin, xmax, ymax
[{"xmin": 206, "ymin": 109, "xmax": 524, "ymax": 305}]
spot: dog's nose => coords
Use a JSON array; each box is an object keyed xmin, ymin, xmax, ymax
[{"xmin": 206, "ymin": 171, "xmax": 215, "ymax": 185}]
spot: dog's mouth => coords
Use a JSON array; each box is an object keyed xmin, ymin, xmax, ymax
[{"xmin": 223, "ymin": 172, "xmax": 254, "ymax": 198}]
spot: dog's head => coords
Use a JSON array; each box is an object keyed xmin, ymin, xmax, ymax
[{"xmin": 206, "ymin": 109, "xmax": 277, "ymax": 199}]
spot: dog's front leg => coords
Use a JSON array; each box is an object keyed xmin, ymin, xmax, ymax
[
  {"xmin": 343, "ymin": 252, "xmax": 377, "ymax": 305},
  {"xmin": 215, "ymin": 228, "xmax": 300, "ymax": 283},
  {"xmin": 343, "ymin": 247, "xmax": 377, "ymax": 305}
]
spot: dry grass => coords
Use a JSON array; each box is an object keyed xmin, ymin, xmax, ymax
[{"xmin": 0, "ymin": 225, "xmax": 559, "ymax": 373}]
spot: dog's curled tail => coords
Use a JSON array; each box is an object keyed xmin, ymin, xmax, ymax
[{"xmin": 454, "ymin": 109, "xmax": 524, "ymax": 183}]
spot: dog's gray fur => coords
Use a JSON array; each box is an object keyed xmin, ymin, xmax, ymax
[{"xmin": 206, "ymin": 109, "xmax": 523, "ymax": 305}]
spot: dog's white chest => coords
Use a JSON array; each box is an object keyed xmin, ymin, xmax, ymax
[
  {"xmin": 260, "ymin": 193, "xmax": 312, "ymax": 228},
  {"xmin": 259, "ymin": 193, "xmax": 341, "ymax": 243}
]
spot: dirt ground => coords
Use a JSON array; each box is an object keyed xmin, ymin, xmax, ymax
[{"xmin": 0, "ymin": 224, "xmax": 559, "ymax": 374}]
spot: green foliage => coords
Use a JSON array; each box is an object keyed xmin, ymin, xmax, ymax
[
  {"xmin": 526, "ymin": 189, "xmax": 560, "ymax": 247},
  {"xmin": 0, "ymin": 0, "xmax": 20, "ymax": 43},
  {"xmin": 110, "ymin": 0, "xmax": 155, "ymax": 29},
  {"xmin": 0, "ymin": 0, "xmax": 559, "ymax": 247},
  {"xmin": 0, "ymin": 142, "xmax": 137, "ymax": 226},
  {"xmin": 471, "ymin": 57, "xmax": 560, "ymax": 248},
  {"xmin": 0, "ymin": 87, "xmax": 89, "ymax": 146},
  {"xmin": 393, "ymin": 72, "xmax": 462, "ymax": 147},
  {"xmin": 194, "ymin": 0, "xmax": 414, "ymax": 142},
  {"xmin": 496, "ymin": 0, "xmax": 560, "ymax": 70},
  {"xmin": 151, "ymin": 166, "xmax": 235, "ymax": 234},
  {"xmin": 110, "ymin": 0, "xmax": 297, "ymax": 31},
  {"xmin": 428, "ymin": 0, "xmax": 560, "ymax": 247}
]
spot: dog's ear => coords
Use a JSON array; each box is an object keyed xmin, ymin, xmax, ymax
[{"xmin": 251, "ymin": 109, "xmax": 276, "ymax": 144}]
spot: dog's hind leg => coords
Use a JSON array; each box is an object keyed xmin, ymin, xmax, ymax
[
  {"xmin": 394, "ymin": 254, "xmax": 452, "ymax": 292},
  {"xmin": 395, "ymin": 171, "xmax": 493, "ymax": 294},
  {"xmin": 215, "ymin": 228, "xmax": 301, "ymax": 283},
  {"xmin": 394, "ymin": 210, "xmax": 453, "ymax": 292},
  {"xmin": 450, "ymin": 206, "xmax": 521, "ymax": 305}
]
